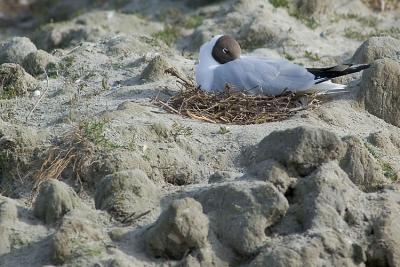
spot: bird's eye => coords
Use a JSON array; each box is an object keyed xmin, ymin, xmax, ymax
[{"xmin": 222, "ymin": 48, "xmax": 229, "ymax": 54}]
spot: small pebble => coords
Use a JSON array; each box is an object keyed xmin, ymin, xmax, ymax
[{"xmin": 33, "ymin": 90, "xmax": 41, "ymax": 97}]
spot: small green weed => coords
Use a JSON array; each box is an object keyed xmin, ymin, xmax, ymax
[
  {"xmin": 290, "ymin": 11, "xmax": 320, "ymax": 29},
  {"xmin": 82, "ymin": 120, "xmax": 119, "ymax": 149},
  {"xmin": 382, "ymin": 162, "xmax": 398, "ymax": 182},
  {"xmin": 284, "ymin": 53, "xmax": 295, "ymax": 61},
  {"xmin": 0, "ymin": 89, "xmax": 18, "ymax": 100},
  {"xmin": 172, "ymin": 122, "xmax": 193, "ymax": 137},
  {"xmin": 152, "ymin": 26, "xmax": 180, "ymax": 46},
  {"xmin": 304, "ymin": 51, "xmax": 320, "ymax": 61},
  {"xmin": 364, "ymin": 143, "xmax": 379, "ymax": 159},
  {"xmin": 218, "ymin": 126, "xmax": 230, "ymax": 134},
  {"xmin": 269, "ymin": 0, "xmax": 289, "ymax": 8},
  {"xmin": 344, "ymin": 27, "xmax": 400, "ymax": 41},
  {"xmin": 184, "ymin": 15, "xmax": 204, "ymax": 28}
]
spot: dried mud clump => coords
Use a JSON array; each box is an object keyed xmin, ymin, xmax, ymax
[
  {"xmin": 253, "ymin": 126, "xmax": 391, "ymax": 191},
  {"xmin": 33, "ymin": 179, "xmax": 82, "ymax": 224},
  {"xmin": 52, "ymin": 210, "xmax": 111, "ymax": 265},
  {"xmin": 340, "ymin": 136, "xmax": 387, "ymax": 191},
  {"xmin": 0, "ymin": 63, "xmax": 37, "ymax": 98},
  {"xmin": 140, "ymin": 55, "xmax": 172, "ymax": 82},
  {"xmin": 359, "ymin": 59, "xmax": 400, "ymax": 127},
  {"xmin": 351, "ymin": 36, "xmax": 400, "ymax": 64},
  {"xmin": 255, "ymin": 126, "xmax": 346, "ymax": 176},
  {"xmin": 145, "ymin": 197, "xmax": 209, "ymax": 260},
  {"xmin": 22, "ymin": 50, "xmax": 58, "ymax": 76},
  {"xmin": 194, "ymin": 181, "xmax": 289, "ymax": 257},
  {"xmin": 95, "ymin": 169, "xmax": 159, "ymax": 222},
  {"xmin": 33, "ymin": 23, "xmax": 102, "ymax": 51},
  {"xmin": 250, "ymin": 162, "xmax": 366, "ymax": 266},
  {"xmin": 0, "ymin": 37, "xmax": 37, "ymax": 65}
]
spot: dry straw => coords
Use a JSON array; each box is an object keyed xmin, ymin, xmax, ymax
[
  {"xmin": 31, "ymin": 122, "xmax": 97, "ymax": 200},
  {"xmin": 154, "ymin": 68, "xmax": 320, "ymax": 125}
]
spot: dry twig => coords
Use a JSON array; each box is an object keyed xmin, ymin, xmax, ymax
[{"xmin": 26, "ymin": 67, "xmax": 50, "ymax": 121}]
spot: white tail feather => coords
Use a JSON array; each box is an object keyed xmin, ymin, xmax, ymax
[{"xmin": 310, "ymin": 80, "xmax": 346, "ymax": 91}]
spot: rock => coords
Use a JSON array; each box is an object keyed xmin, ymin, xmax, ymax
[
  {"xmin": 34, "ymin": 179, "xmax": 81, "ymax": 224},
  {"xmin": 22, "ymin": 50, "xmax": 58, "ymax": 76},
  {"xmin": 52, "ymin": 209, "xmax": 111, "ymax": 265},
  {"xmin": 145, "ymin": 198, "xmax": 209, "ymax": 260},
  {"xmin": 208, "ymin": 171, "xmax": 240, "ymax": 183},
  {"xmin": 0, "ymin": 225, "xmax": 11, "ymax": 255},
  {"xmin": 32, "ymin": 0, "xmax": 92, "ymax": 22},
  {"xmin": 140, "ymin": 55, "xmax": 172, "ymax": 82},
  {"xmin": 0, "ymin": 37, "xmax": 37, "ymax": 65},
  {"xmin": 194, "ymin": 181, "xmax": 288, "ymax": 256},
  {"xmin": 368, "ymin": 131, "xmax": 399, "ymax": 155},
  {"xmin": 255, "ymin": 126, "xmax": 346, "ymax": 176},
  {"xmin": 33, "ymin": 23, "xmax": 102, "ymax": 51},
  {"xmin": 340, "ymin": 136, "xmax": 387, "ymax": 191},
  {"xmin": 367, "ymin": 192, "xmax": 400, "ymax": 267},
  {"xmin": 238, "ymin": 19, "xmax": 280, "ymax": 49},
  {"xmin": 291, "ymin": 162, "xmax": 364, "ymax": 231},
  {"xmin": 95, "ymin": 169, "xmax": 159, "ymax": 220},
  {"xmin": 249, "ymin": 159, "xmax": 294, "ymax": 193},
  {"xmin": 249, "ymin": 238, "xmax": 322, "ymax": 267},
  {"xmin": 182, "ymin": 245, "xmax": 232, "ymax": 267},
  {"xmin": 0, "ymin": 63, "xmax": 37, "ymax": 97},
  {"xmin": 108, "ymin": 227, "xmax": 130, "ymax": 242},
  {"xmin": 359, "ymin": 59, "xmax": 400, "ymax": 127},
  {"xmin": 0, "ymin": 196, "xmax": 18, "ymax": 224},
  {"xmin": 250, "ymin": 230, "xmax": 357, "ymax": 267},
  {"xmin": 351, "ymin": 37, "xmax": 400, "ymax": 64},
  {"xmin": 0, "ymin": 197, "xmax": 17, "ymax": 256}
]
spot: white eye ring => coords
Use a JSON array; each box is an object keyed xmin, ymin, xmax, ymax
[{"xmin": 222, "ymin": 48, "xmax": 229, "ymax": 54}]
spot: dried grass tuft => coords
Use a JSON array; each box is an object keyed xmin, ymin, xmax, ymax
[
  {"xmin": 32, "ymin": 122, "xmax": 97, "ymax": 196},
  {"xmin": 154, "ymin": 68, "xmax": 320, "ymax": 125}
]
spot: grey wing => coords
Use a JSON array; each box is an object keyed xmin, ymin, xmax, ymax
[{"xmin": 212, "ymin": 57, "xmax": 316, "ymax": 95}]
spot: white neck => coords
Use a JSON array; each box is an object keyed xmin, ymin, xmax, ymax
[
  {"xmin": 198, "ymin": 35, "xmax": 222, "ymax": 67},
  {"xmin": 195, "ymin": 35, "xmax": 223, "ymax": 91}
]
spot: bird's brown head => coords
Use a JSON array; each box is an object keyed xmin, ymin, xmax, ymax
[{"xmin": 211, "ymin": 35, "xmax": 241, "ymax": 64}]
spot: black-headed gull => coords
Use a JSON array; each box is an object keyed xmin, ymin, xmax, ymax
[{"xmin": 195, "ymin": 35, "xmax": 370, "ymax": 95}]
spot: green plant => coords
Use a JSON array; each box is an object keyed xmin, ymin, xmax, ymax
[
  {"xmin": 269, "ymin": 0, "xmax": 289, "ymax": 8},
  {"xmin": 364, "ymin": 143, "xmax": 398, "ymax": 182},
  {"xmin": 0, "ymin": 89, "xmax": 18, "ymax": 100},
  {"xmin": 142, "ymin": 154, "xmax": 150, "ymax": 161},
  {"xmin": 364, "ymin": 143, "xmax": 379, "ymax": 158},
  {"xmin": 284, "ymin": 52, "xmax": 295, "ymax": 61},
  {"xmin": 152, "ymin": 26, "xmax": 180, "ymax": 46},
  {"xmin": 382, "ymin": 162, "xmax": 398, "ymax": 182},
  {"xmin": 304, "ymin": 50, "xmax": 320, "ymax": 61},
  {"xmin": 290, "ymin": 11, "xmax": 320, "ymax": 29},
  {"xmin": 184, "ymin": 15, "xmax": 204, "ymax": 28},
  {"xmin": 344, "ymin": 28, "xmax": 369, "ymax": 41},
  {"xmin": 344, "ymin": 27, "xmax": 400, "ymax": 41},
  {"xmin": 218, "ymin": 126, "xmax": 230, "ymax": 134},
  {"xmin": 82, "ymin": 120, "xmax": 119, "ymax": 149},
  {"xmin": 172, "ymin": 122, "xmax": 192, "ymax": 137}
]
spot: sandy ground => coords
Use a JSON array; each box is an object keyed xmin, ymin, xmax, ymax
[{"xmin": 0, "ymin": 0, "xmax": 400, "ymax": 266}]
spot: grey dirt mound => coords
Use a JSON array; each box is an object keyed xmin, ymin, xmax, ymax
[{"xmin": 1, "ymin": 0, "xmax": 400, "ymax": 266}]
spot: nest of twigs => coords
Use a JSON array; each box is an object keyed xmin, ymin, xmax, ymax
[{"xmin": 154, "ymin": 68, "xmax": 320, "ymax": 125}]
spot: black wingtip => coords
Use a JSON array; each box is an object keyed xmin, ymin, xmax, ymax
[{"xmin": 307, "ymin": 63, "xmax": 370, "ymax": 82}]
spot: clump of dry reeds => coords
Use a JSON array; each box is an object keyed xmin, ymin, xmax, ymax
[
  {"xmin": 32, "ymin": 122, "xmax": 98, "ymax": 195},
  {"xmin": 154, "ymin": 68, "xmax": 319, "ymax": 125}
]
